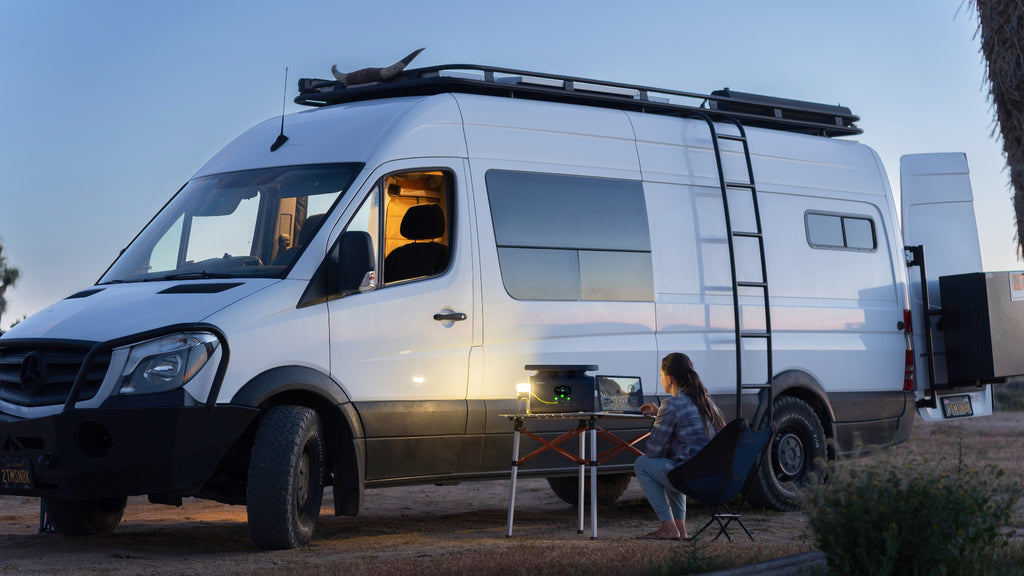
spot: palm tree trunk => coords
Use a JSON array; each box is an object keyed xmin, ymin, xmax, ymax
[{"xmin": 975, "ymin": 0, "xmax": 1024, "ymax": 257}]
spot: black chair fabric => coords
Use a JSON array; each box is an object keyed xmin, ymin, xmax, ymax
[
  {"xmin": 384, "ymin": 204, "xmax": 448, "ymax": 283},
  {"xmin": 666, "ymin": 418, "xmax": 771, "ymax": 541},
  {"xmin": 399, "ymin": 203, "xmax": 445, "ymax": 240}
]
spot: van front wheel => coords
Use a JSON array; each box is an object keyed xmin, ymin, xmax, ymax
[
  {"xmin": 247, "ymin": 405, "xmax": 325, "ymax": 550},
  {"xmin": 748, "ymin": 396, "xmax": 826, "ymax": 511}
]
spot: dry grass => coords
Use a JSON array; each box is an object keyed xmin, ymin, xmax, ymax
[
  {"xmin": 238, "ymin": 539, "xmax": 806, "ymax": 576},
  {"xmin": 2, "ymin": 412, "xmax": 1022, "ymax": 575}
]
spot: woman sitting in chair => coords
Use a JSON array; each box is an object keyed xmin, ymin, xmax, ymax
[{"xmin": 635, "ymin": 352, "xmax": 725, "ymax": 541}]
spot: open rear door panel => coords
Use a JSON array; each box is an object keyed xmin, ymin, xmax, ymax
[{"xmin": 900, "ymin": 153, "xmax": 993, "ymax": 421}]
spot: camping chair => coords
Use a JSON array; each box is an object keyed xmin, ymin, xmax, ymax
[{"xmin": 666, "ymin": 418, "xmax": 771, "ymax": 541}]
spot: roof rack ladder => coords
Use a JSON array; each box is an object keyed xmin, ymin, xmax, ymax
[{"xmin": 695, "ymin": 114, "xmax": 774, "ymax": 428}]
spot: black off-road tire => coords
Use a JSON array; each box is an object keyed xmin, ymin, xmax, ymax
[
  {"xmin": 42, "ymin": 497, "xmax": 127, "ymax": 536},
  {"xmin": 547, "ymin": 473, "xmax": 632, "ymax": 506},
  {"xmin": 748, "ymin": 396, "xmax": 827, "ymax": 511},
  {"xmin": 247, "ymin": 405, "xmax": 325, "ymax": 550}
]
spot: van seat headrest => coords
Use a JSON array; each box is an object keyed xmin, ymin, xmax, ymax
[
  {"xmin": 299, "ymin": 213, "xmax": 327, "ymax": 246},
  {"xmin": 400, "ymin": 204, "xmax": 445, "ymax": 240}
]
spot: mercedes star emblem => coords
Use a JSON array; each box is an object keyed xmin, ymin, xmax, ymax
[{"xmin": 19, "ymin": 351, "xmax": 47, "ymax": 395}]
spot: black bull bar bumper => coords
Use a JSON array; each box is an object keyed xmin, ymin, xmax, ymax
[{"xmin": 0, "ymin": 406, "xmax": 257, "ymax": 500}]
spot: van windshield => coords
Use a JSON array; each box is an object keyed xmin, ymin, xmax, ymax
[{"xmin": 99, "ymin": 163, "xmax": 362, "ymax": 284}]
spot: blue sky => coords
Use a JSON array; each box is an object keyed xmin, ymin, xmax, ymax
[{"xmin": 0, "ymin": 0, "xmax": 1017, "ymax": 330}]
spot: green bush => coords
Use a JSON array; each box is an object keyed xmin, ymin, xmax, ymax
[
  {"xmin": 993, "ymin": 378, "xmax": 1024, "ymax": 411},
  {"xmin": 804, "ymin": 447, "xmax": 1020, "ymax": 576}
]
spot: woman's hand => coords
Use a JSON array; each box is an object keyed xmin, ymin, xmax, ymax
[{"xmin": 640, "ymin": 402, "xmax": 659, "ymax": 417}]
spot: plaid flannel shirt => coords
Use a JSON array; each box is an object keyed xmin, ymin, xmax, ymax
[{"xmin": 644, "ymin": 391, "xmax": 720, "ymax": 474}]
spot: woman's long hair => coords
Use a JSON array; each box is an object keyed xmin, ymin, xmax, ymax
[{"xmin": 661, "ymin": 352, "xmax": 726, "ymax": 434}]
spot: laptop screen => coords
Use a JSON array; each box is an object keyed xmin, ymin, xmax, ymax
[{"xmin": 596, "ymin": 375, "xmax": 643, "ymax": 413}]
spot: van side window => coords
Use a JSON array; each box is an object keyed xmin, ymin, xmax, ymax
[
  {"xmin": 805, "ymin": 212, "xmax": 877, "ymax": 251},
  {"xmin": 485, "ymin": 170, "xmax": 654, "ymax": 301},
  {"xmin": 381, "ymin": 170, "xmax": 453, "ymax": 285}
]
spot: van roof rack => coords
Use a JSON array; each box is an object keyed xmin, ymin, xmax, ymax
[{"xmin": 295, "ymin": 64, "xmax": 861, "ymax": 137}]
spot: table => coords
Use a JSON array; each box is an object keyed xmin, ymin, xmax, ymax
[{"xmin": 503, "ymin": 412, "xmax": 653, "ymax": 539}]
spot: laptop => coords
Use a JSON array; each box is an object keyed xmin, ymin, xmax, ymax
[{"xmin": 595, "ymin": 375, "xmax": 644, "ymax": 413}]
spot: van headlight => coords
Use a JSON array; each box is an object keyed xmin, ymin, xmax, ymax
[{"xmin": 119, "ymin": 332, "xmax": 220, "ymax": 395}]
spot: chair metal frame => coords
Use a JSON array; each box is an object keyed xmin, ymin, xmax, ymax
[{"xmin": 667, "ymin": 417, "xmax": 772, "ymax": 541}]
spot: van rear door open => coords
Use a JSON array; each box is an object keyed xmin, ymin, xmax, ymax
[{"xmin": 900, "ymin": 153, "xmax": 993, "ymax": 421}]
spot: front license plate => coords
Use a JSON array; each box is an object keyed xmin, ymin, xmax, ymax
[
  {"xmin": 941, "ymin": 394, "xmax": 974, "ymax": 419},
  {"xmin": 0, "ymin": 456, "xmax": 33, "ymax": 490}
]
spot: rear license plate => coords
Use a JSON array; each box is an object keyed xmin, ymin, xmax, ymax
[
  {"xmin": 0, "ymin": 456, "xmax": 33, "ymax": 490},
  {"xmin": 941, "ymin": 394, "xmax": 974, "ymax": 419}
]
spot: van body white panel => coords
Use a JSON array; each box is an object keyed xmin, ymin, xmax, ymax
[
  {"xmin": 901, "ymin": 152, "xmax": 982, "ymax": 386},
  {"xmin": 459, "ymin": 96, "xmax": 656, "ymax": 400},
  {"xmin": 748, "ymin": 131, "xmax": 887, "ymax": 198},
  {"xmin": 632, "ymin": 112, "xmax": 905, "ymax": 414},
  {"xmin": 323, "ymin": 158, "xmax": 477, "ymax": 479},
  {"xmin": 901, "ymin": 153, "xmax": 989, "ymax": 420},
  {"xmin": 457, "ymin": 95, "xmax": 640, "ymax": 176},
  {"xmin": 2, "ymin": 280, "xmax": 275, "ymax": 342},
  {"xmin": 630, "ymin": 112, "xmax": 885, "ymax": 199},
  {"xmin": 195, "ymin": 96, "xmax": 467, "ymax": 178},
  {"xmin": 466, "ymin": 156, "xmax": 658, "ymax": 400},
  {"xmin": 369, "ymin": 94, "xmax": 467, "ymax": 163},
  {"xmin": 901, "ymin": 153, "xmax": 983, "ymax": 283},
  {"xmin": 765, "ymin": 195, "xmax": 903, "ymax": 396},
  {"xmin": 196, "ymin": 100, "xmax": 406, "ymax": 176},
  {"xmin": 328, "ymin": 159, "xmax": 475, "ymax": 403},
  {"xmin": 203, "ymin": 279, "xmax": 332, "ymax": 403}
]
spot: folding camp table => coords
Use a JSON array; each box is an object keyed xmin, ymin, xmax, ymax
[{"xmin": 503, "ymin": 412, "xmax": 652, "ymax": 539}]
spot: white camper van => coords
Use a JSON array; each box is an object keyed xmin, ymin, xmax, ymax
[{"xmin": 0, "ymin": 63, "xmax": 1012, "ymax": 549}]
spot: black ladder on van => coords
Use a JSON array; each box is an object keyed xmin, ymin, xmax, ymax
[{"xmin": 693, "ymin": 114, "xmax": 774, "ymax": 426}]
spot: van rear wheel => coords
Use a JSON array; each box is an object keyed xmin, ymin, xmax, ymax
[
  {"xmin": 547, "ymin": 473, "xmax": 631, "ymax": 506},
  {"xmin": 748, "ymin": 396, "xmax": 827, "ymax": 511},
  {"xmin": 42, "ymin": 497, "xmax": 127, "ymax": 536},
  {"xmin": 247, "ymin": 405, "xmax": 325, "ymax": 550}
]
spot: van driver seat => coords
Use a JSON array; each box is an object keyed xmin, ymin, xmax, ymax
[
  {"xmin": 384, "ymin": 203, "xmax": 448, "ymax": 284},
  {"xmin": 271, "ymin": 213, "xmax": 327, "ymax": 266}
]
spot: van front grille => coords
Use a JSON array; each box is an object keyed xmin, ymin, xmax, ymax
[{"xmin": 0, "ymin": 344, "xmax": 110, "ymax": 407}]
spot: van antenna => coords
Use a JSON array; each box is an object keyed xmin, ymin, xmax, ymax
[{"xmin": 270, "ymin": 67, "xmax": 289, "ymax": 152}]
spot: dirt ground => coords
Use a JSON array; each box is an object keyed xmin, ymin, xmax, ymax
[{"xmin": 1, "ymin": 413, "xmax": 1021, "ymax": 575}]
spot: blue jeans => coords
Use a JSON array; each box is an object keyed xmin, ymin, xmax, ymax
[{"xmin": 634, "ymin": 455, "xmax": 686, "ymax": 522}]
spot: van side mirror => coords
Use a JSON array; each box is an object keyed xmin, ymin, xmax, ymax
[{"xmin": 335, "ymin": 231, "xmax": 376, "ymax": 294}]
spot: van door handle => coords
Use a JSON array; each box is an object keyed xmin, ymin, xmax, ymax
[{"xmin": 433, "ymin": 311, "xmax": 467, "ymax": 322}]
